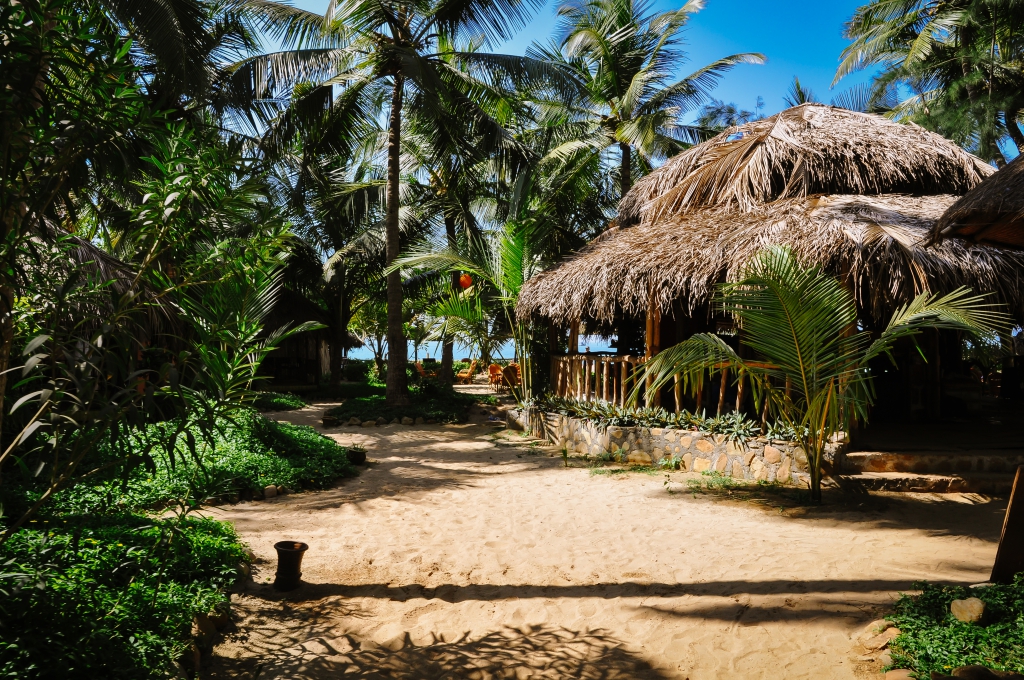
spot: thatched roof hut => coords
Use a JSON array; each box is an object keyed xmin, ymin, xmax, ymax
[
  {"xmin": 519, "ymin": 105, "xmax": 1024, "ymax": 325},
  {"xmin": 932, "ymin": 153, "xmax": 1024, "ymax": 248}
]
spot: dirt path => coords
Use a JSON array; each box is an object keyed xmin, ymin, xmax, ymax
[{"xmin": 206, "ymin": 402, "xmax": 1006, "ymax": 679}]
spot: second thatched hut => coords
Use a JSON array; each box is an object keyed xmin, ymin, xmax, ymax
[{"xmin": 518, "ymin": 104, "xmax": 1024, "ymax": 420}]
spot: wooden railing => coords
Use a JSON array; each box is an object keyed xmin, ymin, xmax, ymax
[{"xmin": 550, "ymin": 354, "xmax": 645, "ymax": 406}]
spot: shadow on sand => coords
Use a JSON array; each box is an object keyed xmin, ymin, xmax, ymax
[{"xmin": 207, "ymin": 624, "xmax": 668, "ymax": 680}]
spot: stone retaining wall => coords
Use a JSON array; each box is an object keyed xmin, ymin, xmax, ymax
[{"xmin": 510, "ymin": 409, "xmax": 843, "ymax": 486}]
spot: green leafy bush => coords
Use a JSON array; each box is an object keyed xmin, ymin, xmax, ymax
[
  {"xmin": 253, "ymin": 391, "xmax": 307, "ymax": 411},
  {"xmin": 0, "ymin": 515, "xmax": 247, "ymax": 679},
  {"xmin": 50, "ymin": 408, "xmax": 357, "ymax": 514},
  {"xmin": 887, "ymin": 576, "xmax": 1024, "ymax": 675},
  {"xmin": 342, "ymin": 360, "xmax": 373, "ymax": 382},
  {"xmin": 528, "ymin": 394, "xmax": 763, "ymax": 442},
  {"xmin": 326, "ymin": 384, "xmax": 484, "ymax": 424}
]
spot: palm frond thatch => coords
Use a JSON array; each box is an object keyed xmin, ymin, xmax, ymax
[
  {"xmin": 516, "ymin": 194, "xmax": 1024, "ymax": 324},
  {"xmin": 933, "ymin": 153, "xmax": 1024, "ymax": 249},
  {"xmin": 617, "ymin": 104, "xmax": 994, "ymax": 225}
]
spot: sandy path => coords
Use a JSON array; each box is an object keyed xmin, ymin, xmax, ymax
[{"xmin": 206, "ymin": 402, "xmax": 1007, "ymax": 680}]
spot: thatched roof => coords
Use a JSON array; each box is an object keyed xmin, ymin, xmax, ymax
[
  {"xmin": 517, "ymin": 105, "xmax": 1019, "ymax": 324},
  {"xmin": 618, "ymin": 104, "xmax": 994, "ymax": 226},
  {"xmin": 517, "ymin": 194, "xmax": 1024, "ymax": 324},
  {"xmin": 932, "ymin": 153, "xmax": 1024, "ymax": 248}
]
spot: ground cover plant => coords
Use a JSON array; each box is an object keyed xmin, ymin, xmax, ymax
[
  {"xmin": 530, "ymin": 394, "xmax": 763, "ymax": 442},
  {"xmin": 46, "ymin": 408, "xmax": 357, "ymax": 515},
  {"xmin": 886, "ymin": 577, "xmax": 1024, "ymax": 676},
  {"xmin": 0, "ymin": 515, "xmax": 247, "ymax": 679},
  {"xmin": 254, "ymin": 391, "xmax": 307, "ymax": 412}
]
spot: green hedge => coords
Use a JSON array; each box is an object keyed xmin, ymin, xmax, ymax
[
  {"xmin": 50, "ymin": 408, "xmax": 357, "ymax": 515},
  {"xmin": 253, "ymin": 391, "xmax": 307, "ymax": 412},
  {"xmin": 887, "ymin": 576, "xmax": 1024, "ymax": 676}
]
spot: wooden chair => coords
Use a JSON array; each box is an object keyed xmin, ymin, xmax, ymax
[
  {"xmin": 455, "ymin": 360, "xmax": 478, "ymax": 385},
  {"xmin": 501, "ymin": 364, "xmax": 520, "ymax": 392},
  {"xmin": 414, "ymin": 362, "xmax": 437, "ymax": 379},
  {"xmin": 487, "ymin": 364, "xmax": 503, "ymax": 391}
]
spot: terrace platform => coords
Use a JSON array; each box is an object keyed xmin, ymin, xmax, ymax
[{"xmin": 838, "ymin": 419, "xmax": 1024, "ymax": 493}]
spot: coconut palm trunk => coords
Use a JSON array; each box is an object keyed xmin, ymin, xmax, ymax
[
  {"xmin": 440, "ymin": 214, "xmax": 458, "ymax": 387},
  {"xmin": 619, "ymin": 142, "xmax": 632, "ymax": 197},
  {"xmin": 385, "ymin": 76, "xmax": 410, "ymax": 405}
]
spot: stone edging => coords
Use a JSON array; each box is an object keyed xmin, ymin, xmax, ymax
[{"xmin": 510, "ymin": 408, "xmax": 844, "ymax": 486}]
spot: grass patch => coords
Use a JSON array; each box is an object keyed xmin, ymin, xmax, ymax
[
  {"xmin": 325, "ymin": 385, "xmax": 487, "ymax": 424},
  {"xmin": 310, "ymin": 381, "xmax": 387, "ymax": 400},
  {"xmin": 886, "ymin": 576, "xmax": 1024, "ymax": 676},
  {"xmin": 253, "ymin": 391, "xmax": 306, "ymax": 412},
  {"xmin": 589, "ymin": 465, "xmax": 661, "ymax": 475}
]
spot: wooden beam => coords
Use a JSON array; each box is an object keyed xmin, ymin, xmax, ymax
[{"xmin": 568, "ymin": 321, "xmax": 580, "ymax": 355}]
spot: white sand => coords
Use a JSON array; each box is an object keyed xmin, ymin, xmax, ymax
[{"xmin": 206, "ymin": 403, "xmax": 1006, "ymax": 679}]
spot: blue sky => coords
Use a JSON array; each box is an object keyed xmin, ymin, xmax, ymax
[{"xmin": 287, "ymin": 0, "xmax": 876, "ymax": 121}]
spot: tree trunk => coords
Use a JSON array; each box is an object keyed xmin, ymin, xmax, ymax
[
  {"xmin": 440, "ymin": 213, "xmax": 457, "ymax": 387},
  {"xmin": 385, "ymin": 77, "xmax": 409, "ymax": 406},
  {"xmin": 1005, "ymin": 106, "xmax": 1024, "ymax": 154},
  {"xmin": 619, "ymin": 142, "xmax": 632, "ymax": 199}
]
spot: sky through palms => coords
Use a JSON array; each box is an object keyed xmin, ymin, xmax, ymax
[{"xmin": 286, "ymin": 0, "xmax": 877, "ymax": 122}]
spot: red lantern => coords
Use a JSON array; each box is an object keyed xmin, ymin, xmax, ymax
[{"xmin": 459, "ymin": 273, "xmax": 473, "ymax": 289}]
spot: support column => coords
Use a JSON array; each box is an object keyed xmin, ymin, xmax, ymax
[{"xmin": 645, "ymin": 299, "xmax": 662, "ymax": 407}]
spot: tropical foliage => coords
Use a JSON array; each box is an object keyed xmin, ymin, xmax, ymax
[
  {"xmin": 837, "ymin": 0, "xmax": 1024, "ymax": 165},
  {"xmin": 635, "ymin": 247, "xmax": 1007, "ymax": 501}
]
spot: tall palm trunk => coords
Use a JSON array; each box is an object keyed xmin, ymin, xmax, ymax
[
  {"xmin": 619, "ymin": 142, "xmax": 632, "ymax": 198},
  {"xmin": 385, "ymin": 77, "xmax": 409, "ymax": 405},
  {"xmin": 440, "ymin": 213, "xmax": 457, "ymax": 387}
]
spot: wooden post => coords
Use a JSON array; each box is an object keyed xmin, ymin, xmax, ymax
[
  {"xmin": 645, "ymin": 299, "xmax": 662, "ymax": 407},
  {"xmin": 598, "ymin": 358, "xmax": 606, "ymax": 401},
  {"xmin": 695, "ymin": 375, "xmax": 703, "ymax": 413},
  {"xmin": 735, "ymin": 371, "xmax": 746, "ymax": 413},
  {"xmin": 568, "ymin": 321, "xmax": 580, "ymax": 356},
  {"xmin": 673, "ymin": 374, "xmax": 682, "ymax": 414},
  {"xmin": 717, "ymin": 366, "xmax": 729, "ymax": 415},
  {"xmin": 621, "ymin": 359, "xmax": 629, "ymax": 406},
  {"xmin": 991, "ymin": 466, "xmax": 1024, "ymax": 583},
  {"xmin": 584, "ymin": 358, "xmax": 591, "ymax": 400}
]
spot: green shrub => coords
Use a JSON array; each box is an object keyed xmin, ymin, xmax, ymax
[
  {"xmin": 253, "ymin": 391, "xmax": 306, "ymax": 411},
  {"xmin": 342, "ymin": 360, "xmax": 373, "ymax": 382},
  {"xmin": 887, "ymin": 576, "xmax": 1024, "ymax": 675},
  {"xmin": 528, "ymin": 394, "xmax": 763, "ymax": 442},
  {"xmin": 326, "ymin": 384, "xmax": 484, "ymax": 424},
  {"xmin": 50, "ymin": 408, "xmax": 357, "ymax": 514},
  {"xmin": 0, "ymin": 515, "xmax": 247, "ymax": 679}
]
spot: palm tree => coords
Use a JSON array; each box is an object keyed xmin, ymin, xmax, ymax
[
  {"xmin": 393, "ymin": 219, "xmax": 545, "ymax": 399},
  {"xmin": 531, "ymin": 0, "xmax": 765, "ymax": 200},
  {"xmin": 237, "ymin": 0, "xmax": 565, "ymax": 406},
  {"xmin": 836, "ymin": 0, "xmax": 1024, "ymax": 166},
  {"xmin": 782, "ymin": 76, "xmax": 818, "ymax": 106},
  {"xmin": 635, "ymin": 246, "xmax": 1007, "ymax": 503}
]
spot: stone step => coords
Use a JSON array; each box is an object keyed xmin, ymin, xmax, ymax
[
  {"xmin": 843, "ymin": 451, "xmax": 1024, "ymax": 475},
  {"xmin": 835, "ymin": 471, "xmax": 1016, "ymax": 494}
]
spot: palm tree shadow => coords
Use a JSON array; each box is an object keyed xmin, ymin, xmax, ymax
[{"xmin": 211, "ymin": 625, "xmax": 668, "ymax": 679}]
